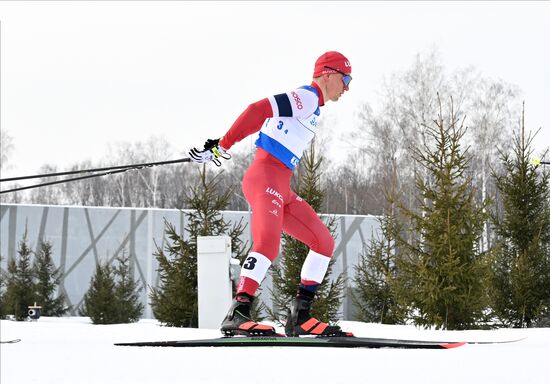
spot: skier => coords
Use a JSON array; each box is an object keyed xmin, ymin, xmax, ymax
[{"xmin": 189, "ymin": 51, "xmax": 352, "ymax": 337}]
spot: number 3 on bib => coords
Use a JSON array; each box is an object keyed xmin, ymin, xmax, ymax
[
  {"xmin": 243, "ymin": 256, "xmax": 257, "ymax": 270},
  {"xmin": 239, "ymin": 252, "xmax": 272, "ymax": 282}
]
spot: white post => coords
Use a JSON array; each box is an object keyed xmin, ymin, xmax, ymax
[{"xmin": 197, "ymin": 236, "xmax": 233, "ymax": 329}]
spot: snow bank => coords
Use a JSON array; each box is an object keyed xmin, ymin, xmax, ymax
[{"xmin": 1, "ymin": 317, "xmax": 548, "ymax": 384}]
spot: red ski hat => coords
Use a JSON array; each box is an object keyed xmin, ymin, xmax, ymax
[{"xmin": 313, "ymin": 51, "xmax": 352, "ymax": 77}]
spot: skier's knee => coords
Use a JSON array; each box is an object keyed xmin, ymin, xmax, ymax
[{"xmin": 314, "ymin": 234, "xmax": 334, "ymax": 257}]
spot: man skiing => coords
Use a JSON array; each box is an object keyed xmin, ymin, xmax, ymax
[{"xmin": 189, "ymin": 51, "xmax": 352, "ymax": 337}]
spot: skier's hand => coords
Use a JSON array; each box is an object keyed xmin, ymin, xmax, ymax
[{"xmin": 189, "ymin": 138, "xmax": 231, "ymax": 166}]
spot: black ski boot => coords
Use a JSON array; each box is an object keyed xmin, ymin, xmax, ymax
[
  {"xmin": 285, "ymin": 289, "xmax": 351, "ymax": 337},
  {"xmin": 220, "ymin": 294, "xmax": 276, "ymax": 337}
]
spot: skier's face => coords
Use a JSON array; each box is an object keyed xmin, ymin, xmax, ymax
[{"xmin": 325, "ymin": 72, "xmax": 350, "ymax": 102}]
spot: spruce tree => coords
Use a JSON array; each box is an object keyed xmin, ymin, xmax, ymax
[
  {"xmin": 81, "ymin": 261, "xmax": 118, "ymax": 324},
  {"xmin": 491, "ymin": 107, "xmax": 550, "ymax": 327},
  {"xmin": 3, "ymin": 231, "xmax": 37, "ymax": 320},
  {"xmin": 113, "ymin": 252, "xmax": 144, "ymax": 323},
  {"xmin": 353, "ymin": 158, "xmax": 406, "ymax": 324},
  {"xmin": 268, "ymin": 141, "xmax": 345, "ymax": 324},
  {"xmin": 150, "ymin": 166, "xmax": 248, "ymax": 327},
  {"xmin": 0, "ymin": 256, "xmax": 7, "ymax": 319},
  {"xmin": 81, "ymin": 253, "xmax": 144, "ymax": 324},
  {"xmin": 353, "ymin": 213, "xmax": 405, "ymax": 324},
  {"xmin": 33, "ymin": 240, "xmax": 67, "ymax": 316},
  {"xmin": 394, "ymin": 97, "xmax": 492, "ymax": 329}
]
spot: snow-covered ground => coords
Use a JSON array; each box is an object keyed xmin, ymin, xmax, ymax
[{"xmin": 1, "ymin": 317, "xmax": 548, "ymax": 384}]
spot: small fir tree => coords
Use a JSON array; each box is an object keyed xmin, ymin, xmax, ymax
[
  {"xmin": 150, "ymin": 220, "xmax": 198, "ymax": 327},
  {"xmin": 353, "ymin": 158, "xmax": 406, "ymax": 324},
  {"xmin": 3, "ymin": 230, "xmax": 37, "ymax": 320},
  {"xmin": 0, "ymin": 256, "xmax": 7, "ymax": 318},
  {"xmin": 394, "ymin": 97, "xmax": 492, "ymax": 329},
  {"xmin": 113, "ymin": 252, "xmax": 144, "ymax": 323},
  {"xmin": 150, "ymin": 166, "xmax": 248, "ymax": 327},
  {"xmin": 33, "ymin": 240, "xmax": 67, "ymax": 316},
  {"xmin": 268, "ymin": 141, "xmax": 345, "ymax": 324},
  {"xmin": 491, "ymin": 106, "xmax": 550, "ymax": 327},
  {"xmin": 81, "ymin": 261, "xmax": 118, "ymax": 324},
  {"xmin": 81, "ymin": 253, "xmax": 144, "ymax": 324},
  {"xmin": 353, "ymin": 214, "xmax": 405, "ymax": 324}
]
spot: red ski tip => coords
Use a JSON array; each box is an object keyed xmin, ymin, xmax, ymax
[{"xmin": 441, "ymin": 342, "xmax": 466, "ymax": 349}]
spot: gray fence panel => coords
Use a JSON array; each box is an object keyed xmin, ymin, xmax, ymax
[{"xmin": 0, "ymin": 204, "xmax": 379, "ymax": 320}]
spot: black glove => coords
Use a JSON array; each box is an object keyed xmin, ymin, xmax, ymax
[{"xmin": 189, "ymin": 138, "xmax": 231, "ymax": 166}]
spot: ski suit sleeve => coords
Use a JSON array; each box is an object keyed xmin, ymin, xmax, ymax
[{"xmin": 219, "ymin": 98, "xmax": 273, "ymax": 150}]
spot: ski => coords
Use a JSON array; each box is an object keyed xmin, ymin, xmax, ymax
[
  {"xmin": 462, "ymin": 337, "xmax": 527, "ymax": 345},
  {"xmin": 115, "ymin": 336, "xmax": 465, "ymax": 349}
]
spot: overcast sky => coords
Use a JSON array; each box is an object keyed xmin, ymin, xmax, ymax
[{"xmin": 1, "ymin": 1, "xmax": 549, "ymax": 179}]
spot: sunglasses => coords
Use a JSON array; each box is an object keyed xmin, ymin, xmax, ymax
[{"xmin": 324, "ymin": 65, "xmax": 352, "ymax": 87}]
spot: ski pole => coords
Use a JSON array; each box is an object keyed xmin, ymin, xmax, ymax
[
  {"xmin": 0, "ymin": 157, "xmax": 192, "ymax": 194},
  {"xmin": 0, "ymin": 157, "xmax": 191, "ymax": 183},
  {"xmin": 1, "ymin": 166, "xmax": 137, "ymax": 194},
  {"xmin": 529, "ymin": 159, "xmax": 549, "ymax": 166}
]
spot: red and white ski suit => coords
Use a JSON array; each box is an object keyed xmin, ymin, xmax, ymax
[{"xmin": 219, "ymin": 82, "xmax": 334, "ymax": 295}]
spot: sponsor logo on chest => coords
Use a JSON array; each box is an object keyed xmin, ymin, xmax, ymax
[{"xmin": 291, "ymin": 91, "xmax": 303, "ymax": 110}]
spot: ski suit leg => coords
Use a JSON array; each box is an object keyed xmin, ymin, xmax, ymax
[
  {"xmin": 236, "ymin": 161, "xmax": 292, "ymax": 296},
  {"xmin": 242, "ymin": 167, "xmax": 290, "ymax": 261},
  {"xmin": 282, "ymin": 193, "xmax": 335, "ymax": 257},
  {"xmin": 282, "ymin": 192, "xmax": 335, "ymax": 289}
]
